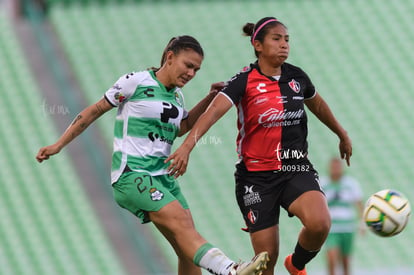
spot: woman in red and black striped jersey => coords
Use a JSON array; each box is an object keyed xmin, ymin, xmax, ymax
[{"xmin": 167, "ymin": 17, "xmax": 352, "ymax": 275}]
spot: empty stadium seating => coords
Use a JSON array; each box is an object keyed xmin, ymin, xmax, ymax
[
  {"xmin": 48, "ymin": 1, "xmax": 414, "ymax": 274},
  {"xmin": 2, "ymin": 0, "xmax": 414, "ymax": 274},
  {"xmin": 0, "ymin": 10, "xmax": 126, "ymax": 275}
]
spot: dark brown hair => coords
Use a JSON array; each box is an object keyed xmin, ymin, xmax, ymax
[
  {"xmin": 151, "ymin": 35, "xmax": 204, "ymax": 71},
  {"xmin": 243, "ymin": 17, "xmax": 287, "ymax": 57}
]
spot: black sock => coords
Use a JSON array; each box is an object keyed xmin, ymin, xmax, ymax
[{"xmin": 291, "ymin": 242, "xmax": 319, "ymax": 270}]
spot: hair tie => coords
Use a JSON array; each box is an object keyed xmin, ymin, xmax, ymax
[{"xmin": 251, "ymin": 18, "xmax": 278, "ymax": 45}]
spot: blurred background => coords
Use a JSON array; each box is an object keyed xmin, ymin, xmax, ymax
[{"xmin": 1, "ymin": 0, "xmax": 413, "ymax": 274}]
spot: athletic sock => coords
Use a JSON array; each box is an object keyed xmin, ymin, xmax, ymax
[
  {"xmin": 291, "ymin": 242, "xmax": 319, "ymax": 270},
  {"xmin": 194, "ymin": 243, "xmax": 235, "ymax": 275}
]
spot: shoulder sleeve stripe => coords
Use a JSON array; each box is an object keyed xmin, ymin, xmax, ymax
[
  {"xmin": 181, "ymin": 109, "xmax": 189, "ymax": 120},
  {"xmin": 218, "ymin": 91, "xmax": 235, "ymax": 105},
  {"xmin": 104, "ymin": 94, "xmax": 117, "ymax": 107},
  {"xmin": 304, "ymin": 90, "xmax": 317, "ymax": 100}
]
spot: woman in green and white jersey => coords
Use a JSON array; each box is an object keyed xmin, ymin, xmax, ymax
[
  {"xmin": 320, "ymin": 158, "xmax": 364, "ymax": 275},
  {"xmin": 36, "ymin": 35, "xmax": 269, "ymax": 275}
]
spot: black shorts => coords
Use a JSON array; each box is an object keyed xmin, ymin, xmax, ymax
[{"xmin": 235, "ymin": 159, "xmax": 323, "ymax": 233}]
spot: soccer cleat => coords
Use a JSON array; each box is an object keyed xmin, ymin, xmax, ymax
[
  {"xmin": 284, "ymin": 254, "xmax": 307, "ymax": 275},
  {"xmin": 229, "ymin": 251, "xmax": 269, "ymax": 275}
]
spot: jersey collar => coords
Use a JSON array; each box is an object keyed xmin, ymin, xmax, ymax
[
  {"xmin": 149, "ymin": 70, "xmax": 177, "ymax": 93},
  {"xmin": 251, "ymin": 61, "xmax": 285, "ymax": 82}
]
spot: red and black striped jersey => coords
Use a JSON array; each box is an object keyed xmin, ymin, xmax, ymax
[{"xmin": 220, "ymin": 62, "xmax": 316, "ymax": 171}]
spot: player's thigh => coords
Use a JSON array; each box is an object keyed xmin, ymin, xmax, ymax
[
  {"xmin": 235, "ymin": 162, "xmax": 283, "ymax": 233},
  {"xmin": 112, "ymin": 172, "xmax": 184, "ymax": 223},
  {"xmin": 282, "ymin": 166, "xmax": 330, "ymax": 228},
  {"xmin": 289, "ymin": 190, "xmax": 330, "ymax": 230}
]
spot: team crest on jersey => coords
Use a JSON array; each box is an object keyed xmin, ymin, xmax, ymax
[
  {"xmin": 149, "ymin": 188, "xmax": 164, "ymax": 201},
  {"xmin": 114, "ymin": 92, "xmax": 126, "ymax": 103},
  {"xmin": 288, "ymin": 79, "xmax": 301, "ymax": 93},
  {"xmin": 174, "ymin": 92, "xmax": 184, "ymax": 107}
]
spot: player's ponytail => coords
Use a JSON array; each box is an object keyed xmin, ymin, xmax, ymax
[{"xmin": 242, "ymin": 23, "xmax": 255, "ymax": 37}]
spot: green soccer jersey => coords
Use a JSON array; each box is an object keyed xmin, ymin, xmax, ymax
[
  {"xmin": 321, "ymin": 175, "xmax": 363, "ymax": 233},
  {"xmin": 104, "ymin": 70, "xmax": 187, "ymax": 183}
]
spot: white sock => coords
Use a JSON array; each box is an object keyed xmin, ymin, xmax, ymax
[{"xmin": 199, "ymin": 248, "xmax": 235, "ymax": 275}]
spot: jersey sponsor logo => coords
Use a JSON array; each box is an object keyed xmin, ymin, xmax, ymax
[
  {"xmin": 114, "ymin": 92, "xmax": 126, "ymax": 103},
  {"xmin": 148, "ymin": 132, "xmax": 173, "ymax": 145},
  {"xmin": 228, "ymin": 66, "xmax": 251, "ymax": 83},
  {"xmin": 228, "ymin": 75, "xmax": 237, "ymax": 83},
  {"xmin": 149, "ymin": 188, "xmax": 164, "ymax": 201},
  {"xmin": 227, "ymin": 66, "xmax": 250, "ymax": 84},
  {"xmin": 288, "ymin": 79, "xmax": 301, "ymax": 93},
  {"xmin": 254, "ymin": 96, "xmax": 269, "ymax": 105},
  {"xmin": 256, "ymin": 83, "xmax": 267, "ymax": 93},
  {"xmin": 155, "ymin": 124, "xmax": 174, "ymax": 132},
  {"xmin": 277, "ymin": 95, "xmax": 288, "ymax": 104},
  {"xmin": 243, "ymin": 185, "xmax": 262, "ymax": 206},
  {"xmin": 161, "ymin": 102, "xmax": 179, "ymax": 123},
  {"xmin": 247, "ymin": 209, "xmax": 258, "ymax": 225},
  {"xmin": 244, "ymin": 186, "xmax": 253, "ymax": 193},
  {"xmin": 258, "ymin": 108, "xmax": 304, "ymax": 127},
  {"xmin": 112, "ymin": 83, "xmax": 122, "ymax": 90},
  {"xmin": 143, "ymin": 88, "xmax": 155, "ymax": 97},
  {"xmin": 229, "ymin": 71, "xmax": 242, "ymax": 83}
]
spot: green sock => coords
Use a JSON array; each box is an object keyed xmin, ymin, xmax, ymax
[{"xmin": 193, "ymin": 243, "xmax": 215, "ymax": 266}]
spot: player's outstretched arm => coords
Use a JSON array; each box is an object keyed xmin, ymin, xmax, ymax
[
  {"xmin": 36, "ymin": 97, "xmax": 113, "ymax": 163},
  {"xmin": 166, "ymin": 93, "xmax": 232, "ymax": 177}
]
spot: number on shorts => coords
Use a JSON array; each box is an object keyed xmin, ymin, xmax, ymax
[{"xmin": 135, "ymin": 175, "xmax": 153, "ymax": 193}]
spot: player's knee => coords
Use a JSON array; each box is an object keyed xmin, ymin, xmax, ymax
[
  {"xmin": 151, "ymin": 204, "xmax": 195, "ymax": 230},
  {"xmin": 306, "ymin": 215, "xmax": 331, "ymax": 236},
  {"xmin": 177, "ymin": 216, "xmax": 196, "ymax": 231}
]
